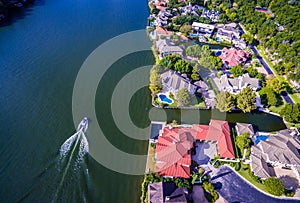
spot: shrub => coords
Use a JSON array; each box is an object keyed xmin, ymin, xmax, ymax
[
  {"xmin": 235, "ymin": 162, "xmax": 241, "ymax": 171},
  {"xmin": 150, "ymin": 143, "xmax": 156, "ymax": 149},
  {"xmin": 265, "ymin": 177, "xmax": 285, "ymax": 196}
]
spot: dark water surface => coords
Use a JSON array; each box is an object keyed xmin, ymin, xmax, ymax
[{"xmin": 0, "ymin": 0, "xmax": 286, "ymax": 202}]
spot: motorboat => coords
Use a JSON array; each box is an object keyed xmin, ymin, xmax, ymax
[{"xmin": 77, "ymin": 117, "xmax": 88, "ymax": 132}]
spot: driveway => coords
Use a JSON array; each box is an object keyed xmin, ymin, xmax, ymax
[{"xmin": 210, "ymin": 166, "xmax": 300, "ymax": 203}]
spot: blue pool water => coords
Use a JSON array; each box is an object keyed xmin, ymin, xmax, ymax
[
  {"xmin": 159, "ymin": 94, "xmax": 173, "ymax": 104},
  {"xmin": 216, "ymin": 37, "xmax": 222, "ymax": 42},
  {"xmin": 215, "ymin": 51, "xmax": 222, "ymax": 56},
  {"xmin": 255, "ymin": 135, "xmax": 268, "ymax": 145},
  {"xmin": 190, "ymin": 33, "xmax": 199, "ymax": 37}
]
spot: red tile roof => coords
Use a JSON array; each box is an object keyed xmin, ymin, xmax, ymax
[
  {"xmin": 156, "ymin": 27, "xmax": 172, "ymax": 37},
  {"xmin": 219, "ymin": 48, "xmax": 249, "ymax": 67},
  {"xmin": 209, "ymin": 120, "xmax": 235, "ymax": 158},
  {"xmin": 155, "ymin": 120, "xmax": 235, "ymax": 178},
  {"xmin": 156, "ymin": 127, "xmax": 194, "ymax": 178}
]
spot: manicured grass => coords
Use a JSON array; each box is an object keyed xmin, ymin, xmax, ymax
[
  {"xmin": 207, "ymin": 78, "xmax": 219, "ymax": 94},
  {"xmin": 269, "ymin": 104, "xmax": 285, "ymax": 114},
  {"xmin": 198, "ymin": 100, "xmax": 206, "ymax": 108},
  {"xmin": 290, "ymin": 93, "xmax": 300, "ymax": 104},
  {"xmin": 237, "ymin": 169, "xmax": 267, "ymax": 192}
]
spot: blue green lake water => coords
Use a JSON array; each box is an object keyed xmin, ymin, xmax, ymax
[{"xmin": 0, "ymin": 0, "xmax": 287, "ymax": 202}]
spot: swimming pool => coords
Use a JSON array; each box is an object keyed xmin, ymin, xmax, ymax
[
  {"xmin": 190, "ymin": 33, "xmax": 199, "ymax": 37},
  {"xmin": 255, "ymin": 135, "xmax": 268, "ymax": 145},
  {"xmin": 215, "ymin": 51, "xmax": 222, "ymax": 56},
  {"xmin": 158, "ymin": 94, "xmax": 173, "ymax": 104},
  {"xmin": 216, "ymin": 37, "xmax": 222, "ymax": 42}
]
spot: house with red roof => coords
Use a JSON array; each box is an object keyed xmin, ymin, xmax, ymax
[
  {"xmin": 155, "ymin": 120, "xmax": 235, "ymax": 178},
  {"xmin": 219, "ymin": 47, "xmax": 249, "ymax": 67}
]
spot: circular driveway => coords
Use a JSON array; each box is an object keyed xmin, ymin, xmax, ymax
[{"xmin": 211, "ymin": 166, "xmax": 300, "ymax": 203}]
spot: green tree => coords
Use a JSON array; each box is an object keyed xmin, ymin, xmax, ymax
[
  {"xmin": 215, "ymin": 91, "xmax": 236, "ymax": 112},
  {"xmin": 186, "ymin": 45, "xmax": 202, "ymax": 58},
  {"xmin": 191, "ymin": 64, "xmax": 200, "ymax": 81},
  {"xmin": 149, "ymin": 69, "xmax": 162, "ymax": 93},
  {"xmin": 280, "ymin": 104, "xmax": 300, "ymax": 123},
  {"xmin": 237, "ymin": 86, "xmax": 257, "ymax": 112},
  {"xmin": 174, "ymin": 59, "xmax": 192, "ymax": 73},
  {"xmin": 230, "ymin": 65, "xmax": 244, "ymax": 77},
  {"xmin": 159, "ymin": 54, "xmax": 182, "ymax": 69},
  {"xmin": 210, "ymin": 56, "xmax": 223, "ymax": 69},
  {"xmin": 246, "ymin": 66, "xmax": 258, "ymax": 78},
  {"xmin": 265, "ymin": 177, "xmax": 285, "ymax": 196},
  {"xmin": 179, "ymin": 24, "xmax": 193, "ymax": 35},
  {"xmin": 266, "ymin": 78, "xmax": 286, "ymax": 94},
  {"xmin": 242, "ymin": 33, "xmax": 254, "ymax": 44},
  {"xmin": 176, "ymin": 88, "xmax": 191, "ymax": 106},
  {"xmin": 260, "ymin": 87, "xmax": 278, "ymax": 107},
  {"xmin": 236, "ymin": 133, "xmax": 251, "ymax": 151}
]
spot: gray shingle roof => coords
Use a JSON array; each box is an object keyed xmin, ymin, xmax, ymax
[
  {"xmin": 156, "ymin": 39, "xmax": 183, "ymax": 55},
  {"xmin": 250, "ymin": 149, "xmax": 275, "ymax": 179},
  {"xmin": 218, "ymin": 74, "xmax": 260, "ymax": 92},
  {"xmin": 160, "ymin": 70, "xmax": 197, "ymax": 94},
  {"xmin": 236, "ymin": 122, "xmax": 255, "ymax": 136},
  {"xmin": 148, "ymin": 182, "xmax": 188, "ymax": 203}
]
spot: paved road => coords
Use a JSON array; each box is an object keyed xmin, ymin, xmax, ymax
[
  {"xmin": 237, "ymin": 24, "xmax": 294, "ymax": 104},
  {"xmin": 210, "ymin": 166, "xmax": 300, "ymax": 203}
]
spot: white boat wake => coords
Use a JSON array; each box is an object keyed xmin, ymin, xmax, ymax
[{"xmin": 52, "ymin": 118, "xmax": 89, "ymax": 203}]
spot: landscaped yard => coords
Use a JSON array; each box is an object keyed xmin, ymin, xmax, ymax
[{"xmin": 237, "ymin": 169, "xmax": 266, "ymax": 192}]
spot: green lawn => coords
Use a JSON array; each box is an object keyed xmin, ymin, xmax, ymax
[
  {"xmin": 269, "ymin": 105, "xmax": 285, "ymax": 114},
  {"xmin": 237, "ymin": 170, "xmax": 267, "ymax": 192},
  {"xmin": 207, "ymin": 78, "xmax": 219, "ymax": 94},
  {"xmin": 290, "ymin": 93, "xmax": 300, "ymax": 104},
  {"xmin": 198, "ymin": 100, "xmax": 206, "ymax": 108}
]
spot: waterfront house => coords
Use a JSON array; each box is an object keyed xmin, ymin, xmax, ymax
[
  {"xmin": 156, "ymin": 126, "xmax": 194, "ymax": 178},
  {"xmin": 216, "ymin": 73, "xmax": 260, "ymax": 94},
  {"xmin": 155, "ymin": 26, "xmax": 173, "ymax": 37},
  {"xmin": 156, "ymin": 39, "xmax": 184, "ymax": 58},
  {"xmin": 154, "ymin": 120, "xmax": 235, "ymax": 178},
  {"xmin": 191, "ymin": 22, "xmax": 215, "ymax": 37},
  {"xmin": 160, "ymin": 70, "xmax": 197, "ymax": 95},
  {"xmin": 148, "ymin": 182, "xmax": 189, "ymax": 203},
  {"xmin": 219, "ymin": 48, "xmax": 250, "ymax": 67},
  {"xmin": 235, "ymin": 122, "xmax": 255, "ymax": 136},
  {"xmin": 250, "ymin": 130, "xmax": 300, "ymax": 179}
]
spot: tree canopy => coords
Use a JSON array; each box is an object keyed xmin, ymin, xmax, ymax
[
  {"xmin": 149, "ymin": 68, "xmax": 162, "ymax": 93},
  {"xmin": 237, "ymin": 86, "xmax": 257, "ymax": 112},
  {"xmin": 230, "ymin": 65, "xmax": 245, "ymax": 77},
  {"xmin": 236, "ymin": 133, "xmax": 252, "ymax": 151},
  {"xmin": 265, "ymin": 177, "xmax": 285, "ymax": 196},
  {"xmin": 176, "ymin": 88, "xmax": 191, "ymax": 106},
  {"xmin": 280, "ymin": 103, "xmax": 300, "ymax": 123},
  {"xmin": 215, "ymin": 91, "xmax": 235, "ymax": 112}
]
